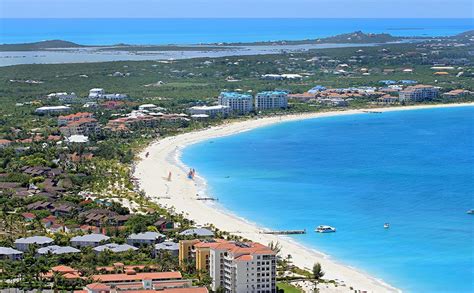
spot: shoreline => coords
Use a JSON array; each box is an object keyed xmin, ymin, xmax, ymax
[{"xmin": 134, "ymin": 103, "xmax": 473, "ymax": 293}]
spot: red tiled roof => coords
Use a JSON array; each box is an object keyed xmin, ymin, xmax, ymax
[{"xmin": 92, "ymin": 272, "xmax": 182, "ymax": 283}]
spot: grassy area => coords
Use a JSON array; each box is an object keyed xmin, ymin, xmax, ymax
[{"xmin": 277, "ymin": 282, "xmax": 303, "ymax": 293}]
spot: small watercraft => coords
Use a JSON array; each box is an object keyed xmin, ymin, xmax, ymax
[
  {"xmin": 315, "ymin": 225, "xmax": 336, "ymax": 233},
  {"xmin": 467, "ymin": 209, "xmax": 474, "ymax": 215},
  {"xmin": 384, "ymin": 223, "xmax": 390, "ymax": 229}
]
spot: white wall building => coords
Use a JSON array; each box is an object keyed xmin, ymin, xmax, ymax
[
  {"xmin": 70, "ymin": 233, "xmax": 110, "ymax": 248},
  {"xmin": 14, "ymin": 236, "xmax": 54, "ymax": 252},
  {"xmin": 399, "ymin": 85, "xmax": 438, "ymax": 102},
  {"xmin": 89, "ymin": 88, "xmax": 105, "ymax": 99},
  {"xmin": 218, "ymin": 92, "xmax": 253, "ymax": 115},
  {"xmin": 35, "ymin": 106, "xmax": 71, "ymax": 115},
  {"xmin": 189, "ymin": 105, "xmax": 231, "ymax": 118},
  {"xmin": 255, "ymin": 91, "xmax": 288, "ymax": 111},
  {"xmin": 208, "ymin": 241, "xmax": 276, "ymax": 293}
]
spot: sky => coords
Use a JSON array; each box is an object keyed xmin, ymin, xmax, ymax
[{"xmin": 0, "ymin": 0, "xmax": 473, "ymax": 18}]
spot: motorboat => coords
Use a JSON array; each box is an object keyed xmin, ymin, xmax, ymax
[
  {"xmin": 384, "ymin": 223, "xmax": 390, "ymax": 229},
  {"xmin": 467, "ymin": 209, "xmax": 474, "ymax": 215},
  {"xmin": 315, "ymin": 225, "xmax": 336, "ymax": 233}
]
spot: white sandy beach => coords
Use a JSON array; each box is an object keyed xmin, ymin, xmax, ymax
[{"xmin": 135, "ymin": 103, "xmax": 473, "ymax": 293}]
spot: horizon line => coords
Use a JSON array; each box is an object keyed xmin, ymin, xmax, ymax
[{"xmin": 1, "ymin": 17, "xmax": 473, "ymax": 20}]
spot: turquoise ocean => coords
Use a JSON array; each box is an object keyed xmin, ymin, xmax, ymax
[
  {"xmin": 182, "ymin": 107, "xmax": 474, "ymax": 292},
  {"xmin": 0, "ymin": 18, "xmax": 473, "ymax": 45}
]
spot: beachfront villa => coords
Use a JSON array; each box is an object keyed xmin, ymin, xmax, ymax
[
  {"xmin": 255, "ymin": 91, "xmax": 288, "ymax": 111},
  {"xmin": 218, "ymin": 92, "xmax": 254, "ymax": 114},
  {"xmin": 399, "ymin": 85, "xmax": 439, "ymax": 102},
  {"xmin": 189, "ymin": 105, "xmax": 231, "ymax": 118}
]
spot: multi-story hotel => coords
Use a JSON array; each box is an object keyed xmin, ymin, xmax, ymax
[
  {"xmin": 189, "ymin": 105, "xmax": 231, "ymax": 118},
  {"xmin": 399, "ymin": 85, "xmax": 438, "ymax": 102},
  {"xmin": 218, "ymin": 92, "xmax": 254, "ymax": 115},
  {"xmin": 255, "ymin": 91, "xmax": 288, "ymax": 111},
  {"xmin": 179, "ymin": 239, "xmax": 276, "ymax": 293},
  {"xmin": 60, "ymin": 117, "xmax": 101, "ymax": 137},
  {"xmin": 209, "ymin": 241, "xmax": 276, "ymax": 293}
]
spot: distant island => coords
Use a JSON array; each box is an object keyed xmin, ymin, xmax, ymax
[{"xmin": 1, "ymin": 30, "xmax": 472, "ymax": 52}]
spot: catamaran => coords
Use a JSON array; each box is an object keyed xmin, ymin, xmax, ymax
[{"xmin": 315, "ymin": 225, "xmax": 336, "ymax": 233}]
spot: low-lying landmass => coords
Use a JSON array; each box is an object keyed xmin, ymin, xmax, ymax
[{"xmin": 0, "ymin": 32, "xmax": 472, "ymax": 292}]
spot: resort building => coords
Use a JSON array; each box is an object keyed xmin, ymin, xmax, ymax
[
  {"xmin": 0, "ymin": 247, "xmax": 23, "ymax": 260},
  {"xmin": 60, "ymin": 117, "xmax": 101, "ymax": 137},
  {"xmin": 37, "ymin": 245, "xmax": 80, "ymax": 255},
  {"xmin": 93, "ymin": 243, "xmax": 138, "ymax": 254},
  {"xmin": 218, "ymin": 92, "xmax": 254, "ymax": 115},
  {"xmin": 155, "ymin": 241, "xmax": 180, "ymax": 256},
  {"xmin": 179, "ymin": 228, "xmax": 214, "ymax": 238},
  {"xmin": 207, "ymin": 240, "xmax": 277, "ymax": 293},
  {"xmin": 318, "ymin": 98, "xmax": 349, "ymax": 107},
  {"xmin": 35, "ymin": 106, "xmax": 71, "ymax": 115},
  {"xmin": 58, "ymin": 112, "xmax": 94, "ymax": 126},
  {"xmin": 89, "ymin": 88, "xmax": 105, "ymax": 98},
  {"xmin": 378, "ymin": 95, "xmax": 399, "ymax": 105},
  {"xmin": 255, "ymin": 91, "xmax": 288, "ymax": 111},
  {"xmin": 70, "ymin": 233, "xmax": 110, "ymax": 248},
  {"xmin": 178, "ymin": 239, "xmax": 227, "ymax": 271},
  {"xmin": 14, "ymin": 236, "xmax": 54, "ymax": 252},
  {"xmin": 103, "ymin": 93, "xmax": 128, "ymax": 100},
  {"xmin": 443, "ymin": 89, "xmax": 471, "ymax": 98},
  {"xmin": 47, "ymin": 92, "xmax": 78, "ymax": 101},
  {"xmin": 91, "ymin": 271, "xmax": 183, "ymax": 285},
  {"xmin": 399, "ymin": 85, "xmax": 439, "ymax": 102},
  {"xmin": 127, "ymin": 231, "xmax": 165, "ymax": 247},
  {"xmin": 189, "ymin": 105, "xmax": 231, "ymax": 118}
]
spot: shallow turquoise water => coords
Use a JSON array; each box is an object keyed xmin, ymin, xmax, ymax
[
  {"xmin": 182, "ymin": 107, "xmax": 474, "ymax": 292},
  {"xmin": 1, "ymin": 18, "xmax": 472, "ymax": 44}
]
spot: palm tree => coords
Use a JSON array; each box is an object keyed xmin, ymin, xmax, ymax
[{"xmin": 312, "ymin": 262, "xmax": 325, "ymax": 281}]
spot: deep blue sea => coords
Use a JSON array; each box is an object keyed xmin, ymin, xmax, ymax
[
  {"xmin": 0, "ymin": 18, "xmax": 473, "ymax": 45},
  {"xmin": 182, "ymin": 107, "xmax": 474, "ymax": 292}
]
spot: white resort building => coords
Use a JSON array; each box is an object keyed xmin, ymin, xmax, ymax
[
  {"xmin": 208, "ymin": 241, "xmax": 276, "ymax": 293},
  {"xmin": 255, "ymin": 91, "xmax": 288, "ymax": 111},
  {"xmin": 218, "ymin": 92, "xmax": 254, "ymax": 115},
  {"xmin": 189, "ymin": 105, "xmax": 231, "ymax": 118},
  {"xmin": 399, "ymin": 85, "xmax": 439, "ymax": 102}
]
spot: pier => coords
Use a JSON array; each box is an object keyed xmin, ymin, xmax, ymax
[
  {"xmin": 197, "ymin": 197, "xmax": 218, "ymax": 201},
  {"xmin": 362, "ymin": 110, "xmax": 382, "ymax": 114},
  {"xmin": 262, "ymin": 229, "xmax": 306, "ymax": 235}
]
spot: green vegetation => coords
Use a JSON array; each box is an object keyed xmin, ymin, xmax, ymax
[
  {"xmin": 0, "ymin": 33, "xmax": 472, "ymax": 291},
  {"xmin": 277, "ymin": 282, "xmax": 303, "ymax": 293}
]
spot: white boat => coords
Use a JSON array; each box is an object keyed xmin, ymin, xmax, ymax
[
  {"xmin": 315, "ymin": 225, "xmax": 336, "ymax": 233},
  {"xmin": 384, "ymin": 223, "xmax": 390, "ymax": 229},
  {"xmin": 467, "ymin": 209, "xmax": 474, "ymax": 215}
]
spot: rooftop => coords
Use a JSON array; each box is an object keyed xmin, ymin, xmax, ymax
[
  {"xmin": 37, "ymin": 245, "xmax": 81, "ymax": 255},
  {"xmin": 0, "ymin": 247, "xmax": 23, "ymax": 255},
  {"xmin": 128, "ymin": 231, "xmax": 164, "ymax": 241},
  {"xmin": 92, "ymin": 271, "xmax": 182, "ymax": 282},
  {"xmin": 70, "ymin": 233, "xmax": 110, "ymax": 243},
  {"xmin": 257, "ymin": 91, "xmax": 288, "ymax": 96},
  {"xmin": 14, "ymin": 236, "xmax": 54, "ymax": 245},
  {"xmin": 155, "ymin": 241, "xmax": 179, "ymax": 250},
  {"xmin": 219, "ymin": 92, "xmax": 252, "ymax": 99},
  {"xmin": 179, "ymin": 228, "xmax": 214, "ymax": 237},
  {"xmin": 93, "ymin": 243, "xmax": 138, "ymax": 253}
]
